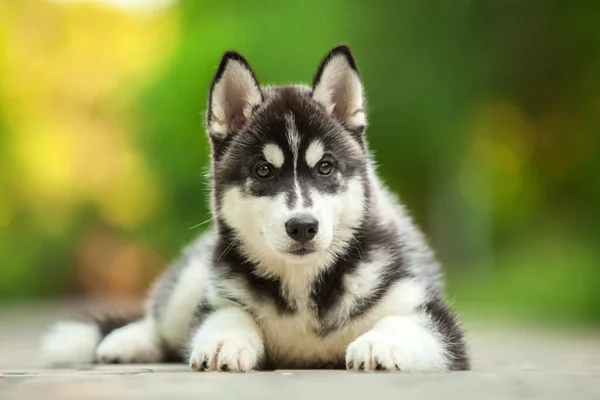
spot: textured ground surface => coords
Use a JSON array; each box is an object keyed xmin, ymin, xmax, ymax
[{"xmin": 1, "ymin": 301, "xmax": 599, "ymax": 399}]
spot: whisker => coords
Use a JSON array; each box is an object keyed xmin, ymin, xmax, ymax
[
  {"xmin": 217, "ymin": 235, "xmax": 240, "ymax": 262},
  {"xmin": 189, "ymin": 212, "xmax": 220, "ymax": 230}
]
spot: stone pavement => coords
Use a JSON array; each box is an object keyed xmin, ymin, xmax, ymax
[{"xmin": 1, "ymin": 301, "xmax": 599, "ymax": 399}]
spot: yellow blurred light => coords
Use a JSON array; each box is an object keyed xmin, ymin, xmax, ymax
[
  {"xmin": 462, "ymin": 101, "xmax": 538, "ymax": 214},
  {"xmin": 98, "ymin": 151, "xmax": 164, "ymax": 228},
  {"xmin": 0, "ymin": 0, "xmax": 179, "ymax": 231},
  {"xmin": 49, "ymin": 0, "xmax": 176, "ymax": 13}
]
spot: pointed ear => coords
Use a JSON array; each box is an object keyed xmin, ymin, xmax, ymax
[
  {"xmin": 312, "ymin": 45, "xmax": 366, "ymax": 130},
  {"xmin": 206, "ymin": 51, "xmax": 263, "ymax": 138}
]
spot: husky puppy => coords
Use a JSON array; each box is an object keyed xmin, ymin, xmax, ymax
[{"xmin": 41, "ymin": 45, "xmax": 469, "ymax": 372}]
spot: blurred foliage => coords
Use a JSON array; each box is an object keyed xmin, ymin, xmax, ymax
[{"xmin": 0, "ymin": 0, "xmax": 599, "ymax": 323}]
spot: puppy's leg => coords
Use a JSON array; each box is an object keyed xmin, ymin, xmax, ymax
[
  {"xmin": 346, "ymin": 300, "xmax": 469, "ymax": 372},
  {"xmin": 188, "ymin": 307, "xmax": 264, "ymax": 372},
  {"xmin": 96, "ymin": 317, "xmax": 164, "ymax": 363}
]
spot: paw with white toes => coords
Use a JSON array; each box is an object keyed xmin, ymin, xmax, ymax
[
  {"xmin": 345, "ymin": 315, "xmax": 450, "ymax": 373},
  {"xmin": 96, "ymin": 320, "xmax": 163, "ymax": 364},
  {"xmin": 189, "ymin": 333, "xmax": 263, "ymax": 372},
  {"xmin": 345, "ymin": 331, "xmax": 403, "ymax": 372}
]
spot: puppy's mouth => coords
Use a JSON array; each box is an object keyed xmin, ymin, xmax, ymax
[
  {"xmin": 288, "ymin": 247, "xmax": 315, "ymax": 257},
  {"xmin": 286, "ymin": 243, "xmax": 317, "ymax": 257}
]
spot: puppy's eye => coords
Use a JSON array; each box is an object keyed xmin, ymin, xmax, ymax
[
  {"xmin": 317, "ymin": 160, "xmax": 333, "ymax": 175},
  {"xmin": 255, "ymin": 163, "xmax": 273, "ymax": 179}
]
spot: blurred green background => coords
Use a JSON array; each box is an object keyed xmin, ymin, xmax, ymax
[{"xmin": 0, "ymin": 0, "xmax": 598, "ymax": 325}]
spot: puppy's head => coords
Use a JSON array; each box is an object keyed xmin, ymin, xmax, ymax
[{"xmin": 206, "ymin": 46, "xmax": 369, "ymax": 264}]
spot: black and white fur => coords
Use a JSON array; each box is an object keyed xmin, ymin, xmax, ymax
[{"xmin": 41, "ymin": 46, "xmax": 469, "ymax": 372}]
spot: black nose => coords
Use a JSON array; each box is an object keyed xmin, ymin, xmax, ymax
[{"xmin": 285, "ymin": 216, "xmax": 319, "ymax": 244}]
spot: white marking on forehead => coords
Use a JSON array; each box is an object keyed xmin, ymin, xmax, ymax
[
  {"xmin": 263, "ymin": 143, "xmax": 284, "ymax": 168},
  {"xmin": 285, "ymin": 113, "xmax": 300, "ymax": 156},
  {"xmin": 305, "ymin": 140, "xmax": 325, "ymax": 168},
  {"xmin": 285, "ymin": 113, "xmax": 303, "ymax": 208}
]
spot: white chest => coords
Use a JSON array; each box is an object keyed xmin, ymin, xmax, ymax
[
  {"xmin": 253, "ymin": 301, "xmax": 374, "ymax": 368},
  {"xmin": 251, "ymin": 276, "xmax": 428, "ymax": 368}
]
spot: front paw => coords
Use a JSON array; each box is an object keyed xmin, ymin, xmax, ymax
[
  {"xmin": 96, "ymin": 321, "xmax": 162, "ymax": 364},
  {"xmin": 345, "ymin": 331, "xmax": 402, "ymax": 372},
  {"xmin": 189, "ymin": 333, "xmax": 262, "ymax": 372}
]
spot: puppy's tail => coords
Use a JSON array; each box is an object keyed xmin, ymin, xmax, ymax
[{"xmin": 40, "ymin": 312, "xmax": 140, "ymax": 366}]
